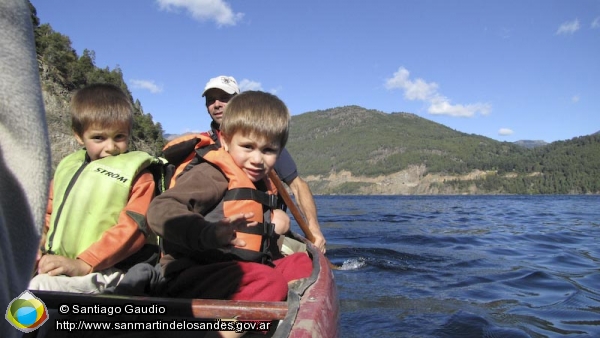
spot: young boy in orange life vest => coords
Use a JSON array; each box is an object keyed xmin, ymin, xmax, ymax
[
  {"xmin": 146, "ymin": 91, "xmax": 312, "ymax": 309},
  {"xmin": 202, "ymin": 76, "xmax": 327, "ymax": 254}
]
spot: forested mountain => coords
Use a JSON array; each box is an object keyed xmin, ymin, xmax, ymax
[
  {"xmin": 29, "ymin": 2, "xmax": 166, "ymax": 170},
  {"xmin": 286, "ymin": 106, "xmax": 600, "ymax": 195},
  {"xmin": 513, "ymin": 140, "xmax": 548, "ymax": 149},
  {"xmin": 29, "ymin": 2, "xmax": 599, "ymax": 195}
]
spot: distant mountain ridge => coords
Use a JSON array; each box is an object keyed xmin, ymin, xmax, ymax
[
  {"xmin": 513, "ymin": 140, "xmax": 549, "ymax": 148},
  {"xmin": 284, "ymin": 106, "xmax": 599, "ymax": 195}
]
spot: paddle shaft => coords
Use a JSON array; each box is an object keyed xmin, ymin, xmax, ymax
[
  {"xmin": 269, "ymin": 171, "xmax": 339, "ymax": 270},
  {"xmin": 269, "ymin": 171, "xmax": 315, "ymax": 242}
]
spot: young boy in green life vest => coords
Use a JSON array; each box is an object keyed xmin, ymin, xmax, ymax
[{"xmin": 29, "ymin": 83, "xmax": 161, "ymax": 293}]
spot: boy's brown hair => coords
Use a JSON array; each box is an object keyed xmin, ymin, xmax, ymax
[
  {"xmin": 70, "ymin": 83, "xmax": 133, "ymax": 137},
  {"xmin": 220, "ymin": 91, "xmax": 290, "ymax": 149}
]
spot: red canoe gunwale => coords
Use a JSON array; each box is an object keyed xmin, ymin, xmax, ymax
[{"xmin": 269, "ymin": 234, "xmax": 340, "ymax": 338}]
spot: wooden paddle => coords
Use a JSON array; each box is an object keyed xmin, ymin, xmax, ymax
[{"xmin": 269, "ymin": 171, "xmax": 339, "ymax": 270}]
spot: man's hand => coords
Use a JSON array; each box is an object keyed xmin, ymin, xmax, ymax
[
  {"xmin": 287, "ymin": 176, "xmax": 327, "ymax": 253},
  {"xmin": 37, "ymin": 255, "xmax": 92, "ymax": 277},
  {"xmin": 309, "ymin": 226, "xmax": 327, "ymax": 253}
]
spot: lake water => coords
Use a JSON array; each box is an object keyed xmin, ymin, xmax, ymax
[{"xmin": 305, "ymin": 195, "xmax": 600, "ymax": 338}]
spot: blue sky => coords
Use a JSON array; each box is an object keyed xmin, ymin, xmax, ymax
[{"xmin": 31, "ymin": 0, "xmax": 599, "ymax": 143}]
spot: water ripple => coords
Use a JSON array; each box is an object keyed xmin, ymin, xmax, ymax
[{"xmin": 315, "ymin": 195, "xmax": 600, "ymax": 337}]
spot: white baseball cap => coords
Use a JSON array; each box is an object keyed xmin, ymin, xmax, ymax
[{"xmin": 201, "ymin": 76, "xmax": 240, "ymax": 97}]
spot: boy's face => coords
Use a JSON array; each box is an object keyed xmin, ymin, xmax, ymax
[
  {"xmin": 75, "ymin": 124, "xmax": 130, "ymax": 161},
  {"xmin": 222, "ymin": 132, "xmax": 280, "ymax": 182}
]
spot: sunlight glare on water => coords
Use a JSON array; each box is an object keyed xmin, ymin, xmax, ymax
[{"xmin": 339, "ymin": 258, "xmax": 367, "ymax": 271}]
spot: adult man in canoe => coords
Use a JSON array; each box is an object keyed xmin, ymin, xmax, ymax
[{"xmin": 201, "ymin": 75, "xmax": 327, "ymax": 253}]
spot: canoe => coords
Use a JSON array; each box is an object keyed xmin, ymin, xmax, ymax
[
  {"xmin": 276, "ymin": 234, "xmax": 340, "ymax": 338},
  {"xmin": 29, "ymin": 233, "xmax": 339, "ymax": 337}
]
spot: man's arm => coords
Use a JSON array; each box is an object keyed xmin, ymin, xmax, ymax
[
  {"xmin": 275, "ymin": 149, "xmax": 327, "ymax": 252},
  {"xmin": 287, "ymin": 176, "xmax": 327, "ymax": 253}
]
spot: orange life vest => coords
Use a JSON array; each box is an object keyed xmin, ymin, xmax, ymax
[
  {"xmin": 162, "ymin": 134, "xmax": 279, "ymax": 263},
  {"xmin": 162, "ymin": 133, "xmax": 218, "ymax": 188}
]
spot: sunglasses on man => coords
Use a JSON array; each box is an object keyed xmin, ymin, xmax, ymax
[{"xmin": 205, "ymin": 94, "xmax": 236, "ymax": 106}]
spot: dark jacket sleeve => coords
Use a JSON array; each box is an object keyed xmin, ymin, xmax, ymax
[
  {"xmin": 147, "ymin": 163, "xmax": 228, "ymax": 252},
  {"xmin": 274, "ymin": 148, "xmax": 298, "ymax": 184}
]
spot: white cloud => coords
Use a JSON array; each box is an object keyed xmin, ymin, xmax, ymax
[
  {"xmin": 385, "ymin": 67, "xmax": 438, "ymax": 101},
  {"xmin": 239, "ymin": 79, "xmax": 263, "ymax": 91},
  {"xmin": 572, "ymin": 95, "xmax": 580, "ymax": 103},
  {"xmin": 428, "ymin": 97, "xmax": 491, "ymax": 117},
  {"xmin": 237, "ymin": 79, "xmax": 281, "ymax": 94},
  {"xmin": 592, "ymin": 17, "xmax": 600, "ymax": 29},
  {"xmin": 498, "ymin": 128, "xmax": 514, "ymax": 136},
  {"xmin": 156, "ymin": 0, "xmax": 243, "ymax": 26},
  {"xmin": 130, "ymin": 79, "xmax": 163, "ymax": 94},
  {"xmin": 385, "ymin": 67, "xmax": 491, "ymax": 117},
  {"xmin": 556, "ymin": 19, "xmax": 580, "ymax": 35}
]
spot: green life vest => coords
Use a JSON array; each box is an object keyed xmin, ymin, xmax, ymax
[{"xmin": 45, "ymin": 150, "xmax": 163, "ymax": 258}]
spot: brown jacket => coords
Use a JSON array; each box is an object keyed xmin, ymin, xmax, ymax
[{"xmin": 147, "ymin": 162, "xmax": 231, "ymax": 274}]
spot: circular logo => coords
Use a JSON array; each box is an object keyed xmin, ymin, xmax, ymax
[{"xmin": 5, "ymin": 291, "xmax": 48, "ymax": 333}]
